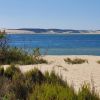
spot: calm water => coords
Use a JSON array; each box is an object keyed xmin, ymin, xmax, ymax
[{"xmin": 7, "ymin": 34, "xmax": 100, "ymax": 55}]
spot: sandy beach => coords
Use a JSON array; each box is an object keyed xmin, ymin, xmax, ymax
[
  {"xmin": 3, "ymin": 55, "xmax": 100, "ymax": 93},
  {"xmin": 5, "ymin": 29, "xmax": 34, "ymax": 34}
]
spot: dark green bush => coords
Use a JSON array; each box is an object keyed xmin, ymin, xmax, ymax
[
  {"xmin": 0, "ymin": 66, "xmax": 4, "ymax": 76},
  {"xmin": 0, "ymin": 67, "xmax": 99, "ymax": 100},
  {"xmin": 29, "ymin": 83, "xmax": 77, "ymax": 100},
  {"xmin": 4, "ymin": 64, "xmax": 21, "ymax": 79},
  {"xmin": 3, "ymin": 48, "xmax": 34, "ymax": 65},
  {"xmin": 1, "ymin": 67, "xmax": 28, "ymax": 100},
  {"xmin": 29, "ymin": 83, "xmax": 100, "ymax": 100},
  {"xmin": 97, "ymin": 60, "xmax": 100, "ymax": 64},
  {"xmin": 11, "ymin": 73, "xmax": 28, "ymax": 100},
  {"xmin": 44, "ymin": 71, "xmax": 66, "ymax": 86},
  {"xmin": 25, "ymin": 68, "xmax": 45, "ymax": 84},
  {"xmin": 0, "ymin": 33, "xmax": 5, "ymax": 39},
  {"xmin": 64, "ymin": 58, "xmax": 88, "ymax": 64},
  {"xmin": 78, "ymin": 84, "xmax": 100, "ymax": 100},
  {"xmin": 0, "ymin": 76, "xmax": 12, "ymax": 100},
  {"xmin": 32, "ymin": 57, "xmax": 47, "ymax": 64},
  {"xmin": 0, "ymin": 47, "xmax": 47, "ymax": 65},
  {"xmin": 0, "ymin": 31, "xmax": 8, "ymax": 50}
]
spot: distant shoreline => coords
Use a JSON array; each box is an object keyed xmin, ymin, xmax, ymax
[{"xmin": 5, "ymin": 29, "xmax": 100, "ymax": 34}]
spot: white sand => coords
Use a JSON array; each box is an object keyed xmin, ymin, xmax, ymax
[
  {"xmin": 6, "ymin": 29, "xmax": 34, "ymax": 34},
  {"xmin": 5, "ymin": 29, "xmax": 100, "ymax": 34},
  {"xmin": 3, "ymin": 55, "xmax": 100, "ymax": 93}
]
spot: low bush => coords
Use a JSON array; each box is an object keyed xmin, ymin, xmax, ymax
[
  {"xmin": 97, "ymin": 60, "xmax": 100, "ymax": 64},
  {"xmin": 78, "ymin": 84, "xmax": 99, "ymax": 100},
  {"xmin": 11, "ymin": 74, "xmax": 28, "ymax": 100},
  {"xmin": 1, "ymin": 48, "xmax": 34, "ymax": 65},
  {"xmin": 0, "ymin": 33, "xmax": 48, "ymax": 65},
  {"xmin": 0, "ymin": 76, "xmax": 12, "ymax": 100},
  {"xmin": 0, "ymin": 30, "xmax": 8, "ymax": 50},
  {"xmin": 25, "ymin": 68, "xmax": 45, "ymax": 84},
  {"xmin": 64, "ymin": 58, "xmax": 88, "ymax": 64},
  {"xmin": 0, "ymin": 67, "xmax": 99, "ymax": 100},
  {"xmin": 32, "ymin": 57, "xmax": 47, "ymax": 64},
  {"xmin": 0, "ymin": 47, "xmax": 47, "ymax": 65},
  {"xmin": 44, "ymin": 71, "xmax": 66, "ymax": 86},
  {"xmin": 4, "ymin": 64, "xmax": 21, "ymax": 79},
  {"xmin": 0, "ymin": 66, "xmax": 4, "ymax": 76},
  {"xmin": 29, "ymin": 83, "xmax": 77, "ymax": 100}
]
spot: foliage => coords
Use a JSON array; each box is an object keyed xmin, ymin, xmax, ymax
[
  {"xmin": 4, "ymin": 64, "xmax": 21, "ymax": 79},
  {"xmin": 25, "ymin": 68, "xmax": 45, "ymax": 84},
  {"xmin": 10, "ymin": 73, "xmax": 28, "ymax": 100},
  {"xmin": 0, "ymin": 66, "xmax": 99, "ymax": 100},
  {"xmin": 0, "ymin": 34, "xmax": 5, "ymax": 39},
  {"xmin": 32, "ymin": 48, "xmax": 47, "ymax": 64},
  {"xmin": 0, "ymin": 66, "xmax": 4, "ymax": 76},
  {"xmin": 0, "ymin": 30, "xmax": 6, "ymax": 39},
  {"xmin": 44, "ymin": 71, "xmax": 66, "ymax": 86},
  {"xmin": 0, "ymin": 30, "xmax": 8, "ymax": 49},
  {"xmin": 0, "ymin": 31, "xmax": 47, "ymax": 65},
  {"xmin": 0, "ymin": 47, "xmax": 47, "ymax": 65},
  {"xmin": 64, "ymin": 57, "xmax": 88, "ymax": 64},
  {"xmin": 78, "ymin": 84, "xmax": 99, "ymax": 100},
  {"xmin": 29, "ymin": 83, "xmax": 77, "ymax": 100},
  {"xmin": 97, "ymin": 60, "xmax": 100, "ymax": 64}
]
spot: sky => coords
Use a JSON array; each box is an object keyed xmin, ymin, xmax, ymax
[{"xmin": 0, "ymin": 0, "xmax": 100, "ymax": 30}]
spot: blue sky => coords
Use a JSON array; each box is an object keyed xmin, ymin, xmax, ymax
[{"xmin": 0, "ymin": 0, "xmax": 100, "ymax": 30}]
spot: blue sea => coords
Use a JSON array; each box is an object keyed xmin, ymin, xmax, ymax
[{"xmin": 7, "ymin": 34, "xmax": 100, "ymax": 55}]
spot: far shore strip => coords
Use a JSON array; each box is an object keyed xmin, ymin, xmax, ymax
[
  {"xmin": 3, "ymin": 55, "xmax": 100, "ymax": 93},
  {"xmin": 5, "ymin": 29, "xmax": 100, "ymax": 34}
]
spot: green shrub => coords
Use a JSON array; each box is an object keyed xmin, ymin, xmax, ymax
[
  {"xmin": 78, "ymin": 84, "xmax": 100, "ymax": 100},
  {"xmin": 0, "ymin": 67, "xmax": 99, "ymax": 100},
  {"xmin": 0, "ymin": 77, "xmax": 12, "ymax": 100},
  {"xmin": 0, "ymin": 34, "xmax": 47, "ymax": 65},
  {"xmin": 0, "ymin": 66, "xmax": 4, "ymax": 76},
  {"xmin": 0, "ymin": 31, "xmax": 8, "ymax": 49},
  {"xmin": 4, "ymin": 64, "xmax": 21, "ymax": 79},
  {"xmin": 97, "ymin": 60, "xmax": 100, "ymax": 64},
  {"xmin": 11, "ymin": 73, "xmax": 28, "ymax": 100},
  {"xmin": 44, "ymin": 71, "xmax": 66, "ymax": 86},
  {"xmin": 0, "ymin": 47, "xmax": 47, "ymax": 65},
  {"xmin": 25, "ymin": 68, "xmax": 45, "ymax": 84},
  {"xmin": 33, "ymin": 57, "xmax": 47, "ymax": 64},
  {"xmin": 29, "ymin": 83, "xmax": 77, "ymax": 100},
  {"xmin": 29, "ymin": 83, "xmax": 100, "ymax": 100},
  {"xmin": 3, "ymin": 94, "xmax": 16, "ymax": 100},
  {"xmin": 5, "ymin": 48, "xmax": 33, "ymax": 65},
  {"xmin": 64, "ymin": 58, "xmax": 88, "ymax": 64},
  {"xmin": 0, "ymin": 70, "xmax": 28, "ymax": 100},
  {"xmin": 0, "ymin": 34, "xmax": 5, "ymax": 39}
]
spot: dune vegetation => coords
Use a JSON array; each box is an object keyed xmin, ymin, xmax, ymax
[
  {"xmin": 64, "ymin": 57, "xmax": 88, "ymax": 64},
  {"xmin": 0, "ymin": 47, "xmax": 47, "ymax": 65},
  {"xmin": 0, "ymin": 65, "xmax": 99, "ymax": 100},
  {"xmin": 0, "ymin": 32, "xmax": 47, "ymax": 65}
]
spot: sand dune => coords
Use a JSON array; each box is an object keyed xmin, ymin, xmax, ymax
[
  {"xmin": 3, "ymin": 55, "xmax": 100, "ymax": 93},
  {"xmin": 5, "ymin": 29, "xmax": 34, "ymax": 34}
]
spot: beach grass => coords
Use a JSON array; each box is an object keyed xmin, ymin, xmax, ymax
[
  {"xmin": 0, "ymin": 47, "xmax": 47, "ymax": 65},
  {"xmin": 0, "ymin": 65, "xmax": 99, "ymax": 100},
  {"xmin": 64, "ymin": 57, "xmax": 88, "ymax": 64},
  {"xmin": 97, "ymin": 60, "xmax": 100, "ymax": 64}
]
